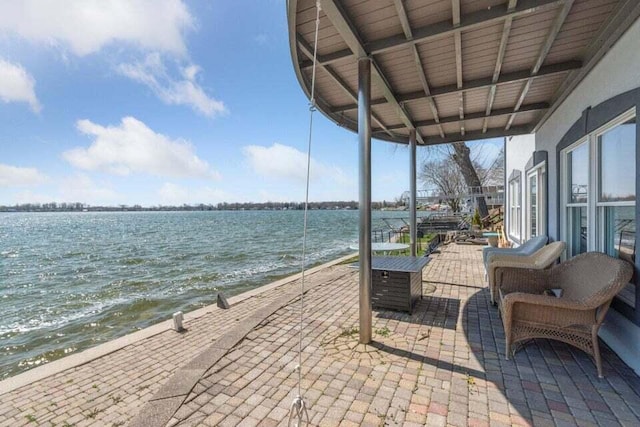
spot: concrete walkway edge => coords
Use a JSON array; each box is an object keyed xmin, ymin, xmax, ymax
[{"xmin": 127, "ymin": 259, "xmax": 342, "ymax": 427}]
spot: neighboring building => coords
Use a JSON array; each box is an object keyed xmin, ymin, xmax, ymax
[{"xmin": 504, "ymin": 18, "xmax": 640, "ymax": 373}]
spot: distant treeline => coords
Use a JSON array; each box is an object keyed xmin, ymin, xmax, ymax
[{"xmin": 1, "ymin": 200, "xmax": 403, "ymax": 212}]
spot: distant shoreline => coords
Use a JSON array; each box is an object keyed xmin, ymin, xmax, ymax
[{"xmin": 0, "ymin": 201, "xmax": 406, "ymax": 213}]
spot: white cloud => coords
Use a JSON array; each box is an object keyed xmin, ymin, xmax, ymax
[
  {"xmin": 254, "ymin": 34, "xmax": 269, "ymax": 45},
  {"xmin": 0, "ymin": 59, "xmax": 41, "ymax": 112},
  {"xmin": 0, "ymin": 1, "xmax": 226, "ymax": 118},
  {"xmin": 243, "ymin": 143, "xmax": 350, "ymax": 183},
  {"xmin": 158, "ymin": 182, "xmax": 230, "ymax": 205},
  {"xmin": 0, "ymin": 163, "xmax": 48, "ymax": 187},
  {"xmin": 254, "ymin": 190, "xmax": 291, "ymax": 203},
  {"xmin": 242, "ymin": 143, "xmax": 356, "ymax": 200},
  {"xmin": 0, "ymin": 0, "xmax": 193, "ymax": 56},
  {"xmin": 3, "ymin": 175, "xmax": 119, "ymax": 206},
  {"xmin": 63, "ymin": 116, "xmax": 220, "ymax": 179},
  {"xmin": 58, "ymin": 174, "xmax": 119, "ymax": 204},
  {"xmin": 243, "ymin": 143, "xmax": 310, "ymax": 182},
  {"xmin": 117, "ymin": 53, "xmax": 226, "ymax": 117},
  {"xmin": 11, "ymin": 190, "xmax": 56, "ymax": 205}
]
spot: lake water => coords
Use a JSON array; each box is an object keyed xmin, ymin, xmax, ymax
[{"xmin": 0, "ymin": 209, "xmax": 421, "ymax": 379}]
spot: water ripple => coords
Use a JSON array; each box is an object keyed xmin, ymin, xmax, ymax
[{"xmin": 0, "ymin": 210, "xmax": 411, "ymax": 379}]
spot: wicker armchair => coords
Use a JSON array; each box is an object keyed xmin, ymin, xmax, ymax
[
  {"xmin": 487, "ymin": 241, "xmax": 566, "ymax": 305},
  {"xmin": 497, "ymin": 252, "xmax": 633, "ymax": 378}
]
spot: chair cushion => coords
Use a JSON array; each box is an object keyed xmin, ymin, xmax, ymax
[
  {"xmin": 518, "ymin": 235, "xmax": 549, "ymax": 255},
  {"xmin": 483, "ymin": 235, "xmax": 548, "ymax": 269}
]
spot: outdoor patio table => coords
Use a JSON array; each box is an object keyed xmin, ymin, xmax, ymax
[
  {"xmin": 371, "ymin": 256, "xmax": 431, "ymax": 313},
  {"xmin": 350, "ymin": 242, "xmax": 410, "ymax": 255}
]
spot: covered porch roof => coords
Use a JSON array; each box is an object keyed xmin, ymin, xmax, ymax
[{"xmin": 287, "ymin": 0, "xmax": 640, "ymax": 145}]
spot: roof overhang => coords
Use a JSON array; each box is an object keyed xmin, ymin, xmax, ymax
[{"xmin": 287, "ymin": 0, "xmax": 640, "ymax": 145}]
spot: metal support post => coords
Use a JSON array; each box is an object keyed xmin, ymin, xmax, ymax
[
  {"xmin": 358, "ymin": 57, "xmax": 372, "ymax": 344},
  {"xmin": 409, "ymin": 129, "xmax": 417, "ymax": 257}
]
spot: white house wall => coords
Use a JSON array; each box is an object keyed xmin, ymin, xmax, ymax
[
  {"xmin": 536, "ymin": 18, "xmax": 640, "ymax": 240},
  {"xmin": 504, "ymin": 134, "xmax": 535, "ymax": 244},
  {"xmin": 534, "ymin": 18, "xmax": 640, "ymax": 375}
]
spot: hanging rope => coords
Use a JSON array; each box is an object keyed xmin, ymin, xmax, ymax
[{"xmin": 288, "ymin": 1, "xmax": 321, "ymax": 426}]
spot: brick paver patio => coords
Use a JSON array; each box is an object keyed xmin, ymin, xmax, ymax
[{"xmin": 1, "ymin": 244, "xmax": 639, "ymax": 426}]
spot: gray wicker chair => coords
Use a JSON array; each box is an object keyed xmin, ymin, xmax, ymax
[
  {"xmin": 487, "ymin": 241, "xmax": 566, "ymax": 305},
  {"xmin": 497, "ymin": 252, "xmax": 633, "ymax": 378}
]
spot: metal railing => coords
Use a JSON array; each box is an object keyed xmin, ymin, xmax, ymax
[
  {"xmin": 370, "ymin": 217, "xmax": 449, "ymax": 256},
  {"xmin": 400, "ymin": 185, "xmax": 505, "ymax": 206}
]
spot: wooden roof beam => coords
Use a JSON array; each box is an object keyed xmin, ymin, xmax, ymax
[
  {"xmin": 379, "ymin": 125, "xmax": 532, "ymax": 146},
  {"xmin": 483, "ymin": 0, "xmax": 518, "ymax": 133},
  {"xmin": 506, "ymin": 0, "xmax": 574, "ymax": 130},
  {"xmin": 452, "ymin": 0, "xmax": 465, "ymax": 136},
  {"xmin": 322, "ymin": 0, "xmax": 425, "ymax": 144},
  {"xmin": 296, "ymin": 34, "xmax": 394, "ymax": 138},
  {"xmin": 300, "ymin": 0, "xmax": 567, "ymax": 70},
  {"xmin": 534, "ymin": 0, "xmax": 640, "ymax": 132},
  {"xmin": 392, "ymin": 0, "xmax": 445, "ymax": 138},
  {"xmin": 331, "ymin": 60, "xmax": 581, "ymax": 113},
  {"xmin": 375, "ymin": 102, "xmax": 548, "ymax": 132}
]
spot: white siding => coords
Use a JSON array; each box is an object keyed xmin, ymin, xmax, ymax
[
  {"xmin": 534, "ymin": 18, "xmax": 640, "ymax": 375},
  {"xmin": 505, "ymin": 134, "xmax": 535, "ymax": 244},
  {"xmin": 536, "ymin": 18, "xmax": 640, "ymax": 241}
]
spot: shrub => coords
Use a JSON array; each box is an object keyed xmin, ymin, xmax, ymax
[{"xmin": 472, "ymin": 208, "xmax": 482, "ymax": 227}]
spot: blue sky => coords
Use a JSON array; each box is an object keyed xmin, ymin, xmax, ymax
[{"xmin": 0, "ymin": 0, "xmax": 503, "ymax": 206}]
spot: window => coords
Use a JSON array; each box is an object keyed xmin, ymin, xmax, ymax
[
  {"xmin": 596, "ymin": 113, "xmax": 637, "ymax": 310},
  {"xmin": 526, "ymin": 164, "xmax": 546, "ymax": 239},
  {"xmin": 561, "ymin": 110, "xmax": 636, "ymax": 264},
  {"xmin": 597, "ymin": 116, "xmax": 636, "ymax": 264},
  {"xmin": 530, "ymin": 174, "xmax": 537, "ymax": 236},
  {"xmin": 564, "ymin": 141, "xmax": 589, "ymax": 256},
  {"xmin": 509, "ymin": 176, "xmax": 521, "ymax": 239}
]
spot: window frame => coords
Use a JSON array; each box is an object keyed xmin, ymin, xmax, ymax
[
  {"xmin": 508, "ymin": 174, "xmax": 522, "ymax": 242},
  {"xmin": 556, "ymin": 88, "xmax": 640, "ymax": 325},
  {"xmin": 526, "ymin": 161, "xmax": 546, "ymax": 239},
  {"xmin": 561, "ymin": 109, "xmax": 636, "ymax": 286},
  {"xmin": 561, "ymin": 138, "xmax": 590, "ymax": 257}
]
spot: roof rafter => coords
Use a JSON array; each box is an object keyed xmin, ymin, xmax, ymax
[
  {"xmin": 392, "ymin": 0, "xmax": 445, "ymax": 138},
  {"xmin": 321, "ymin": 0, "xmax": 425, "ymax": 144},
  {"xmin": 330, "ymin": 60, "xmax": 581, "ymax": 113},
  {"xmin": 289, "ymin": 0, "xmax": 636, "ymax": 145},
  {"xmin": 534, "ymin": 0, "xmax": 640, "ymax": 132},
  {"xmin": 483, "ymin": 0, "xmax": 518, "ymax": 133},
  {"xmin": 375, "ymin": 125, "xmax": 532, "ymax": 146},
  {"xmin": 452, "ymin": 0, "xmax": 465, "ymax": 136},
  {"xmin": 300, "ymin": 0, "xmax": 566, "ymax": 70},
  {"xmin": 375, "ymin": 102, "xmax": 548, "ymax": 132},
  {"xmin": 506, "ymin": 0, "xmax": 574, "ymax": 130},
  {"xmin": 296, "ymin": 34, "xmax": 394, "ymax": 138}
]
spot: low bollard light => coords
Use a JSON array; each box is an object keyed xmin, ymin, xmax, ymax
[{"xmin": 172, "ymin": 311, "xmax": 185, "ymax": 332}]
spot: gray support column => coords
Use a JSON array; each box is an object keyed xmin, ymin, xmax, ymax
[
  {"xmin": 409, "ymin": 129, "xmax": 417, "ymax": 257},
  {"xmin": 358, "ymin": 57, "xmax": 372, "ymax": 344}
]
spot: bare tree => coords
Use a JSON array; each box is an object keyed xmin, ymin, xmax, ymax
[
  {"xmin": 420, "ymin": 157, "xmax": 466, "ymax": 212},
  {"xmin": 420, "ymin": 140, "xmax": 504, "ymax": 218},
  {"xmin": 482, "ymin": 146, "xmax": 504, "ymax": 186},
  {"xmin": 450, "ymin": 142, "xmax": 490, "ymax": 218}
]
